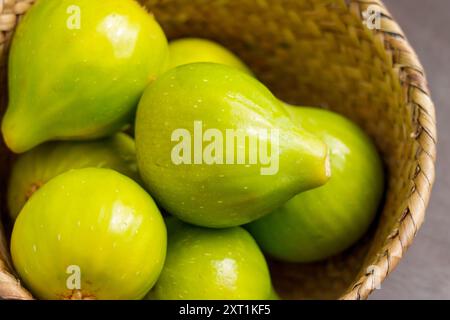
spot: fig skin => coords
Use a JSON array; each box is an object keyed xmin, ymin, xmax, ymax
[
  {"xmin": 136, "ymin": 63, "xmax": 330, "ymax": 228},
  {"xmin": 1, "ymin": 0, "xmax": 168, "ymax": 153},
  {"xmin": 148, "ymin": 218, "xmax": 272, "ymax": 300},
  {"xmin": 166, "ymin": 38, "xmax": 251, "ymax": 74},
  {"xmin": 11, "ymin": 168, "xmax": 166, "ymax": 300},
  {"xmin": 247, "ymin": 106, "xmax": 384, "ymax": 263},
  {"xmin": 7, "ymin": 133, "xmax": 139, "ymax": 220},
  {"xmin": 268, "ymin": 289, "xmax": 281, "ymax": 300}
]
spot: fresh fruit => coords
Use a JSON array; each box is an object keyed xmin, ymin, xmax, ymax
[
  {"xmin": 247, "ymin": 106, "xmax": 384, "ymax": 262},
  {"xmin": 2, "ymin": 0, "xmax": 168, "ymax": 153},
  {"xmin": 166, "ymin": 38, "xmax": 251, "ymax": 74},
  {"xmin": 268, "ymin": 288, "xmax": 281, "ymax": 300},
  {"xmin": 135, "ymin": 63, "xmax": 330, "ymax": 228},
  {"xmin": 11, "ymin": 168, "xmax": 166, "ymax": 300},
  {"xmin": 148, "ymin": 218, "xmax": 272, "ymax": 300},
  {"xmin": 7, "ymin": 133, "xmax": 138, "ymax": 220}
]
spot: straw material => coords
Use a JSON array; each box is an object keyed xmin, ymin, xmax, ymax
[{"xmin": 0, "ymin": 0, "xmax": 436, "ymax": 300}]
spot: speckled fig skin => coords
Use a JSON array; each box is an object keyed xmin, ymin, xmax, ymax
[
  {"xmin": 166, "ymin": 38, "xmax": 251, "ymax": 74},
  {"xmin": 247, "ymin": 106, "xmax": 384, "ymax": 263},
  {"xmin": 135, "ymin": 63, "xmax": 330, "ymax": 228},
  {"xmin": 11, "ymin": 168, "xmax": 166, "ymax": 300},
  {"xmin": 1, "ymin": 0, "xmax": 168, "ymax": 153},
  {"xmin": 7, "ymin": 133, "xmax": 139, "ymax": 220},
  {"xmin": 148, "ymin": 218, "xmax": 272, "ymax": 300}
]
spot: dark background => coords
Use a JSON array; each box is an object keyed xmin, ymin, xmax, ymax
[{"xmin": 370, "ymin": 0, "xmax": 450, "ymax": 300}]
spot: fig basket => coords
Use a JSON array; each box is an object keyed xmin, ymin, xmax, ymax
[{"xmin": 0, "ymin": 0, "xmax": 437, "ymax": 300}]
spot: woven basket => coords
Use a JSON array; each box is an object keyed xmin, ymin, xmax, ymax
[{"xmin": 0, "ymin": 0, "xmax": 436, "ymax": 300}]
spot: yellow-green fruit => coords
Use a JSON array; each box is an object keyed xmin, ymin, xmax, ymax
[
  {"xmin": 2, "ymin": 0, "xmax": 168, "ymax": 153},
  {"xmin": 268, "ymin": 288, "xmax": 281, "ymax": 300},
  {"xmin": 166, "ymin": 38, "xmax": 251, "ymax": 74},
  {"xmin": 247, "ymin": 106, "xmax": 384, "ymax": 262},
  {"xmin": 135, "ymin": 63, "xmax": 330, "ymax": 228},
  {"xmin": 11, "ymin": 168, "xmax": 166, "ymax": 300},
  {"xmin": 7, "ymin": 133, "xmax": 138, "ymax": 220},
  {"xmin": 149, "ymin": 218, "xmax": 272, "ymax": 300}
]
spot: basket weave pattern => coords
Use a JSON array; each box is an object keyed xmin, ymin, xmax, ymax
[{"xmin": 0, "ymin": 0, "xmax": 436, "ymax": 300}]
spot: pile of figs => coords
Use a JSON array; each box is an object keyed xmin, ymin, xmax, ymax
[{"xmin": 1, "ymin": 0, "xmax": 384, "ymax": 300}]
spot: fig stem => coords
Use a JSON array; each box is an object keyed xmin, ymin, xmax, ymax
[
  {"xmin": 25, "ymin": 181, "xmax": 44, "ymax": 200},
  {"xmin": 64, "ymin": 290, "xmax": 96, "ymax": 300}
]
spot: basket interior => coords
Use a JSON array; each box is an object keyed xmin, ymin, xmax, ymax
[{"xmin": 0, "ymin": 0, "xmax": 420, "ymax": 299}]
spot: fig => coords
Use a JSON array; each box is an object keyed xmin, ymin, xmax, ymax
[
  {"xmin": 268, "ymin": 289, "xmax": 281, "ymax": 300},
  {"xmin": 2, "ymin": 0, "xmax": 168, "ymax": 153},
  {"xmin": 149, "ymin": 218, "xmax": 272, "ymax": 300},
  {"xmin": 135, "ymin": 63, "xmax": 330, "ymax": 228},
  {"xmin": 247, "ymin": 106, "xmax": 384, "ymax": 262},
  {"xmin": 7, "ymin": 133, "xmax": 138, "ymax": 220},
  {"xmin": 11, "ymin": 168, "xmax": 166, "ymax": 300},
  {"xmin": 166, "ymin": 38, "xmax": 251, "ymax": 74}
]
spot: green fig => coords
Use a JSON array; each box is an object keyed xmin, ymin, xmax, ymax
[
  {"xmin": 2, "ymin": 0, "xmax": 168, "ymax": 153},
  {"xmin": 7, "ymin": 133, "xmax": 138, "ymax": 220},
  {"xmin": 247, "ymin": 106, "xmax": 384, "ymax": 262},
  {"xmin": 135, "ymin": 63, "xmax": 330, "ymax": 228},
  {"xmin": 11, "ymin": 168, "xmax": 166, "ymax": 300},
  {"xmin": 149, "ymin": 217, "xmax": 272, "ymax": 300},
  {"xmin": 267, "ymin": 288, "xmax": 281, "ymax": 300},
  {"xmin": 166, "ymin": 38, "xmax": 251, "ymax": 74}
]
